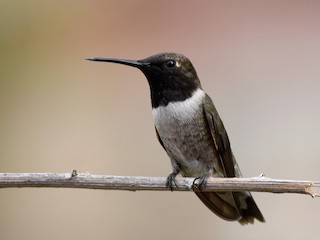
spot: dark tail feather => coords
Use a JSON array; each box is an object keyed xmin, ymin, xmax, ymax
[
  {"xmin": 195, "ymin": 191, "xmax": 265, "ymax": 224},
  {"xmin": 238, "ymin": 193, "xmax": 265, "ymax": 225},
  {"xmin": 195, "ymin": 192, "xmax": 242, "ymax": 221}
]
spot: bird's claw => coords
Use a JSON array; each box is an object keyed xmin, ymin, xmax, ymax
[
  {"xmin": 192, "ymin": 176, "xmax": 208, "ymax": 191},
  {"xmin": 166, "ymin": 173, "xmax": 178, "ymax": 191}
]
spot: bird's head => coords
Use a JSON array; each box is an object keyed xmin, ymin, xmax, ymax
[{"xmin": 87, "ymin": 52, "xmax": 202, "ymax": 107}]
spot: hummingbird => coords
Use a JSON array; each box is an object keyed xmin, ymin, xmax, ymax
[{"xmin": 87, "ymin": 53, "xmax": 265, "ymax": 224}]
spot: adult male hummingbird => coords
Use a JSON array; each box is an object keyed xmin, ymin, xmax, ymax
[{"xmin": 87, "ymin": 53, "xmax": 265, "ymax": 224}]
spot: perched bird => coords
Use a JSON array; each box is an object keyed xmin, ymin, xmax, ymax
[{"xmin": 87, "ymin": 53, "xmax": 265, "ymax": 224}]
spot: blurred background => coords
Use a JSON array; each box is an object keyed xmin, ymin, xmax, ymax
[{"xmin": 1, "ymin": 1, "xmax": 320, "ymax": 239}]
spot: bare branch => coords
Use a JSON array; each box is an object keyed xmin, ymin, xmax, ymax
[{"xmin": 0, "ymin": 171, "xmax": 319, "ymax": 197}]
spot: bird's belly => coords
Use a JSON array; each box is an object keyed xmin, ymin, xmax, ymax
[{"xmin": 154, "ymin": 111, "xmax": 221, "ymax": 177}]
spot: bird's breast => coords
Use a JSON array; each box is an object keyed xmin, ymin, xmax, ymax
[
  {"xmin": 152, "ymin": 89, "xmax": 206, "ymax": 137},
  {"xmin": 152, "ymin": 89, "xmax": 220, "ymax": 177}
]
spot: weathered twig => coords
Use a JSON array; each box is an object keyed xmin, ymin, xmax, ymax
[{"xmin": 0, "ymin": 171, "xmax": 319, "ymax": 197}]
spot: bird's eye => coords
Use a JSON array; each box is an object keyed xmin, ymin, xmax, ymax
[{"xmin": 166, "ymin": 60, "xmax": 176, "ymax": 68}]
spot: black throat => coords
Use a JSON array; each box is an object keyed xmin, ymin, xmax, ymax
[
  {"xmin": 147, "ymin": 80, "xmax": 198, "ymax": 108},
  {"xmin": 140, "ymin": 65, "xmax": 201, "ymax": 108}
]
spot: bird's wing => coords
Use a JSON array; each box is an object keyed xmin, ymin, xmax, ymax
[
  {"xmin": 203, "ymin": 94, "xmax": 236, "ymax": 178},
  {"xmin": 201, "ymin": 94, "xmax": 265, "ymax": 224},
  {"xmin": 194, "ymin": 94, "xmax": 244, "ymax": 222}
]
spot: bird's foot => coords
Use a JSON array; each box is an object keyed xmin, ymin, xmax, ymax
[
  {"xmin": 192, "ymin": 175, "xmax": 208, "ymax": 191},
  {"xmin": 166, "ymin": 173, "xmax": 178, "ymax": 191}
]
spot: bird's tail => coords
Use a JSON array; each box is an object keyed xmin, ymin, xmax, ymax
[{"xmin": 195, "ymin": 191, "xmax": 265, "ymax": 224}]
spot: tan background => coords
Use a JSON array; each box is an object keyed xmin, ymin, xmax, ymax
[{"xmin": 1, "ymin": 1, "xmax": 320, "ymax": 239}]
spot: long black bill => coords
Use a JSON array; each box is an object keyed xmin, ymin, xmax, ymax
[{"xmin": 86, "ymin": 57, "xmax": 149, "ymax": 68}]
